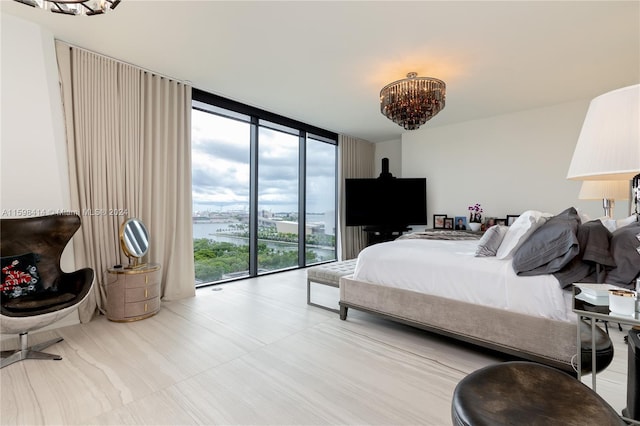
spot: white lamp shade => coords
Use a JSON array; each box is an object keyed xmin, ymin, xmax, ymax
[
  {"xmin": 567, "ymin": 84, "xmax": 640, "ymax": 181},
  {"xmin": 578, "ymin": 180, "xmax": 630, "ymax": 200}
]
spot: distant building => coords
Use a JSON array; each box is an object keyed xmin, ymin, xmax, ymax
[{"xmin": 274, "ymin": 221, "xmax": 320, "ymax": 235}]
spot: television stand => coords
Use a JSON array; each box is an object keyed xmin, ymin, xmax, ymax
[{"xmin": 363, "ymin": 226, "xmax": 411, "ymax": 246}]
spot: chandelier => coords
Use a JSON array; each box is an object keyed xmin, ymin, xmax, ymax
[
  {"xmin": 14, "ymin": 0, "xmax": 121, "ymax": 15},
  {"xmin": 380, "ymin": 72, "xmax": 446, "ymax": 130}
]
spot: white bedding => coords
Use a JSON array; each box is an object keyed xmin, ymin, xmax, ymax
[{"xmin": 353, "ymin": 238, "xmax": 574, "ymax": 322}]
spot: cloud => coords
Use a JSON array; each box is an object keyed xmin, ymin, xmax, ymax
[{"xmin": 191, "ymin": 109, "xmax": 336, "ymax": 213}]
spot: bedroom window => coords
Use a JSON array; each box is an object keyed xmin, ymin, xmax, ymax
[{"xmin": 191, "ymin": 90, "xmax": 337, "ymax": 286}]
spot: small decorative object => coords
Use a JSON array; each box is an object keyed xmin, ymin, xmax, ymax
[
  {"xmin": 468, "ymin": 222, "xmax": 482, "ymax": 232},
  {"xmin": 506, "ymin": 215, "xmax": 520, "ymax": 226},
  {"xmin": 468, "ymin": 203, "xmax": 483, "ymax": 223},
  {"xmin": 454, "ymin": 216, "xmax": 468, "ymax": 230},
  {"xmin": 443, "ymin": 217, "xmax": 454, "ymax": 229},
  {"xmin": 433, "ymin": 214, "xmax": 447, "ymax": 229},
  {"xmin": 608, "ymin": 289, "xmax": 637, "ymax": 316}
]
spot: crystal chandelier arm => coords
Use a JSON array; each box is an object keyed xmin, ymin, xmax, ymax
[{"xmin": 13, "ymin": 0, "xmax": 121, "ymax": 15}]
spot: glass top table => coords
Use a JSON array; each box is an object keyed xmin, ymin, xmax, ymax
[{"xmin": 572, "ymin": 284, "xmax": 640, "ymax": 424}]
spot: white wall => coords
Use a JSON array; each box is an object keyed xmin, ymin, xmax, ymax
[
  {"xmin": 399, "ymin": 101, "xmax": 631, "ymax": 226},
  {"xmin": 1, "ymin": 15, "xmax": 70, "ymax": 215},
  {"xmin": 1, "ymin": 14, "xmax": 80, "ymax": 331}
]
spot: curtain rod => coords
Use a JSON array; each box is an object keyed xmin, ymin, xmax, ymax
[{"xmin": 56, "ymin": 40, "xmax": 191, "ymax": 86}]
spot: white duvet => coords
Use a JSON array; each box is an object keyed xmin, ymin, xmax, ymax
[{"xmin": 352, "ymin": 238, "xmax": 574, "ymax": 322}]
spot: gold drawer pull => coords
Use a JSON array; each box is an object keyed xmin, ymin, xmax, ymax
[
  {"xmin": 145, "ymin": 275, "xmax": 148, "ymax": 284},
  {"xmin": 144, "ymin": 303, "xmax": 148, "ymax": 312},
  {"xmin": 145, "ymin": 288, "xmax": 148, "ymax": 298}
]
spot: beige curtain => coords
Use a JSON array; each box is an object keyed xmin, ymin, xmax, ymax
[
  {"xmin": 338, "ymin": 135, "xmax": 375, "ymax": 260},
  {"xmin": 56, "ymin": 42, "xmax": 195, "ymax": 322}
]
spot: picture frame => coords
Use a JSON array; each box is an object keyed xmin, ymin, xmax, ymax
[
  {"xmin": 443, "ymin": 217, "xmax": 454, "ymax": 229},
  {"xmin": 454, "ymin": 216, "xmax": 468, "ymax": 230},
  {"xmin": 506, "ymin": 215, "xmax": 520, "ymax": 226},
  {"xmin": 433, "ymin": 214, "xmax": 447, "ymax": 229},
  {"xmin": 495, "ymin": 218, "xmax": 507, "ymax": 226},
  {"xmin": 484, "ymin": 217, "xmax": 498, "ymax": 228}
]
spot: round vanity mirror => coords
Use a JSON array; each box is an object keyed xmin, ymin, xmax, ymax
[{"xmin": 119, "ymin": 218, "xmax": 149, "ymax": 268}]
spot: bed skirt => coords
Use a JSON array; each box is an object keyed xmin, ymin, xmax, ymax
[{"xmin": 339, "ymin": 275, "xmax": 577, "ymax": 373}]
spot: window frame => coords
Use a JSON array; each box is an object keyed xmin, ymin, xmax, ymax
[{"xmin": 192, "ymin": 89, "xmax": 338, "ymax": 286}]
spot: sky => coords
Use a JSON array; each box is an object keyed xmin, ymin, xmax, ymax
[{"xmin": 191, "ymin": 109, "xmax": 336, "ymax": 215}]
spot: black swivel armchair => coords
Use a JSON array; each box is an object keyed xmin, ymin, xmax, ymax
[{"xmin": 1, "ymin": 214, "xmax": 94, "ymax": 368}]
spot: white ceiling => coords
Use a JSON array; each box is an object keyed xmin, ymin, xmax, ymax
[{"xmin": 2, "ymin": 0, "xmax": 639, "ymax": 143}]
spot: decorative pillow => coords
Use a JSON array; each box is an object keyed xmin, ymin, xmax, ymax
[
  {"xmin": 1, "ymin": 253, "xmax": 42, "ymax": 299},
  {"xmin": 475, "ymin": 225, "xmax": 509, "ymax": 257},
  {"xmin": 512, "ymin": 207, "xmax": 580, "ymax": 275},
  {"xmin": 552, "ymin": 220, "xmax": 615, "ymax": 288},
  {"xmin": 496, "ymin": 210, "xmax": 552, "ymax": 259},
  {"xmin": 605, "ymin": 221, "xmax": 640, "ymax": 289}
]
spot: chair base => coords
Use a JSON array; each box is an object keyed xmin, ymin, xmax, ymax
[{"xmin": 1, "ymin": 332, "xmax": 63, "ymax": 368}]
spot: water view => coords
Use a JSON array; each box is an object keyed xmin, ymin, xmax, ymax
[{"xmin": 193, "ymin": 213, "xmax": 336, "ymax": 285}]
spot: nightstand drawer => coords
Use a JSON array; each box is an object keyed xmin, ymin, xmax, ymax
[
  {"xmin": 124, "ymin": 269, "xmax": 160, "ymax": 288},
  {"xmin": 125, "ymin": 284, "xmax": 160, "ymax": 302},
  {"xmin": 124, "ymin": 297, "xmax": 160, "ymax": 318}
]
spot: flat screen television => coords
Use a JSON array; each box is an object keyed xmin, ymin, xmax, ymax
[{"xmin": 345, "ymin": 177, "xmax": 427, "ymax": 229}]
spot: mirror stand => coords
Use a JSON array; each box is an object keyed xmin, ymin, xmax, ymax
[{"xmin": 124, "ymin": 256, "xmax": 147, "ymax": 270}]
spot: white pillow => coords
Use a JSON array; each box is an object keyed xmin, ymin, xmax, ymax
[
  {"xmin": 496, "ymin": 210, "xmax": 552, "ymax": 259},
  {"xmin": 595, "ymin": 215, "xmax": 637, "ymax": 233},
  {"xmin": 595, "ymin": 216, "xmax": 617, "ymax": 232},
  {"xmin": 616, "ymin": 215, "xmax": 638, "ymax": 229},
  {"xmin": 475, "ymin": 225, "xmax": 509, "ymax": 257},
  {"xmin": 577, "ymin": 209, "xmax": 591, "ymax": 224}
]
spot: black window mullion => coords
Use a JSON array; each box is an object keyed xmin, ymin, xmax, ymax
[
  {"xmin": 298, "ymin": 132, "xmax": 307, "ymax": 267},
  {"xmin": 249, "ymin": 116, "xmax": 259, "ymax": 277}
]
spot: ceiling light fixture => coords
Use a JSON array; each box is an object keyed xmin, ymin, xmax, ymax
[
  {"xmin": 13, "ymin": 0, "xmax": 121, "ymax": 15},
  {"xmin": 380, "ymin": 72, "xmax": 446, "ymax": 130}
]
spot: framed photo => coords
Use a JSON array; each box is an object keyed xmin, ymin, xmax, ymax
[
  {"xmin": 495, "ymin": 218, "xmax": 507, "ymax": 226},
  {"xmin": 506, "ymin": 215, "xmax": 520, "ymax": 226},
  {"xmin": 443, "ymin": 217, "xmax": 454, "ymax": 229},
  {"xmin": 433, "ymin": 214, "xmax": 447, "ymax": 229},
  {"xmin": 485, "ymin": 217, "xmax": 497, "ymax": 228},
  {"xmin": 454, "ymin": 216, "xmax": 468, "ymax": 230}
]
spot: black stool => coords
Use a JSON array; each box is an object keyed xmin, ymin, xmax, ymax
[
  {"xmin": 579, "ymin": 319, "xmax": 614, "ymax": 374},
  {"xmin": 451, "ymin": 361, "xmax": 625, "ymax": 426}
]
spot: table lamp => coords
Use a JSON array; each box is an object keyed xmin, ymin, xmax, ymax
[
  {"xmin": 578, "ymin": 180, "xmax": 630, "ymax": 218},
  {"xmin": 567, "ymin": 84, "xmax": 640, "ymax": 218}
]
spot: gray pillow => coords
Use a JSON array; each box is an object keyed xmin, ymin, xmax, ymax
[
  {"xmin": 512, "ymin": 207, "xmax": 580, "ymax": 275},
  {"xmin": 475, "ymin": 225, "xmax": 508, "ymax": 257},
  {"xmin": 605, "ymin": 221, "xmax": 640, "ymax": 289},
  {"xmin": 552, "ymin": 220, "xmax": 615, "ymax": 288}
]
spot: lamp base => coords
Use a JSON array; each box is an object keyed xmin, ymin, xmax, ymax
[{"xmin": 602, "ymin": 198, "xmax": 614, "ymax": 218}]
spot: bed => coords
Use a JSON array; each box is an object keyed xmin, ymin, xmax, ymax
[{"xmin": 339, "ymin": 209, "xmax": 640, "ymax": 373}]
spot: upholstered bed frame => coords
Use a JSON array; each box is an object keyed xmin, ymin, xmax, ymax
[{"xmin": 339, "ymin": 275, "xmax": 578, "ymax": 373}]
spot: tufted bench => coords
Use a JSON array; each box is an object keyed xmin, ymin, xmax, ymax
[
  {"xmin": 306, "ymin": 259, "xmax": 357, "ymax": 313},
  {"xmin": 451, "ymin": 361, "xmax": 626, "ymax": 426}
]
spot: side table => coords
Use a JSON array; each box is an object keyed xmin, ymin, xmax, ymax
[
  {"xmin": 573, "ymin": 284, "xmax": 640, "ymax": 424},
  {"xmin": 106, "ymin": 263, "xmax": 161, "ymax": 322}
]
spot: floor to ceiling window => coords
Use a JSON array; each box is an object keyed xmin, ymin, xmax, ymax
[{"xmin": 191, "ymin": 90, "xmax": 337, "ymax": 286}]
